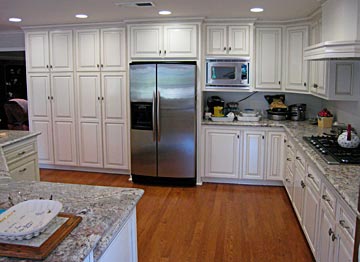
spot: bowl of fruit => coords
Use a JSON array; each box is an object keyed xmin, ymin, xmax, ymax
[{"xmin": 317, "ymin": 108, "xmax": 333, "ymax": 128}]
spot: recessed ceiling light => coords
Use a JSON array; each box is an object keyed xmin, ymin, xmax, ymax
[
  {"xmin": 159, "ymin": 10, "xmax": 172, "ymax": 15},
  {"xmin": 8, "ymin": 18, "xmax": 22, "ymax": 23},
  {"xmin": 75, "ymin": 14, "xmax": 88, "ymax": 19},
  {"xmin": 250, "ymin": 7, "xmax": 264, "ymax": 13}
]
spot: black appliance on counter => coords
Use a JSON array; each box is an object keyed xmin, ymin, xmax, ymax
[
  {"xmin": 207, "ymin": 96, "xmax": 224, "ymax": 114},
  {"xmin": 303, "ymin": 135, "xmax": 360, "ymax": 164}
]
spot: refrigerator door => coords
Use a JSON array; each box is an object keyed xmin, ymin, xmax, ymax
[
  {"xmin": 130, "ymin": 63, "xmax": 157, "ymax": 177},
  {"xmin": 157, "ymin": 63, "xmax": 196, "ymax": 178}
]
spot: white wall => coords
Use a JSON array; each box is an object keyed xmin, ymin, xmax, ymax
[
  {"xmin": 324, "ymin": 100, "xmax": 360, "ymax": 132},
  {"xmin": 0, "ymin": 31, "xmax": 25, "ymax": 51}
]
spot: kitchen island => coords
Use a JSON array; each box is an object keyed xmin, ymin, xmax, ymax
[{"xmin": 0, "ymin": 178, "xmax": 144, "ymax": 262}]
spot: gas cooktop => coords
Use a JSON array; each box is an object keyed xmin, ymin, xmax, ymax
[{"xmin": 303, "ymin": 135, "xmax": 360, "ymax": 165}]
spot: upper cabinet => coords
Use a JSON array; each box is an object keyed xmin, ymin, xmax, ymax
[
  {"xmin": 75, "ymin": 28, "xmax": 126, "ymax": 71},
  {"xmin": 206, "ymin": 25, "xmax": 251, "ymax": 56},
  {"xmin": 255, "ymin": 27, "xmax": 282, "ymax": 90},
  {"xmin": 284, "ymin": 26, "xmax": 309, "ymax": 92},
  {"xmin": 129, "ymin": 24, "xmax": 198, "ymax": 59},
  {"xmin": 25, "ymin": 30, "xmax": 73, "ymax": 73}
]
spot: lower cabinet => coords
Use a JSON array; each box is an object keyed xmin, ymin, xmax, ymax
[
  {"xmin": 204, "ymin": 128, "xmax": 240, "ymax": 179},
  {"xmin": 292, "ymin": 159, "xmax": 306, "ymax": 222},
  {"xmin": 318, "ymin": 204, "xmax": 336, "ymax": 262},
  {"xmin": 202, "ymin": 126, "xmax": 284, "ymax": 183}
]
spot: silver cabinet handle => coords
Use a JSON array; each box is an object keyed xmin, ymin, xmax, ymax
[
  {"xmin": 152, "ymin": 91, "xmax": 156, "ymax": 142},
  {"xmin": 19, "ymin": 168, "xmax": 27, "ymax": 173},
  {"xmin": 157, "ymin": 90, "xmax": 160, "ymax": 142},
  {"xmin": 339, "ymin": 220, "xmax": 350, "ymax": 229},
  {"xmin": 17, "ymin": 151, "xmax": 26, "ymax": 156}
]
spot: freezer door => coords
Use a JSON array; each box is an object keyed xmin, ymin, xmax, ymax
[
  {"xmin": 157, "ymin": 63, "xmax": 196, "ymax": 178},
  {"xmin": 130, "ymin": 64, "xmax": 157, "ymax": 177}
]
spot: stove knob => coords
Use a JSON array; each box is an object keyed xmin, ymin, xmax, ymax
[
  {"xmin": 316, "ymin": 144, "xmax": 320, "ymax": 148},
  {"xmin": 341, "ymin": 159, "xmax": 349, "ymax": 163}
]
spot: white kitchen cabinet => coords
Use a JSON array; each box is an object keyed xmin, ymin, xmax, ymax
[
  {"xmin": 292, "ymin": 154, "xmax": 306, "ymax": 223},
  {"xmin": 302, "ymin": 174, "xmax": 320, "ymax": 254},
  {"xmin": 77, "ymin": 72, "xmax": 128, "ymax": 169},
  {"xmin": 206, "ymin": 25, "xmax": 250, "ymax": 56},
  {"xmin": 255, "ymin": 27, "xmax": 282, "ymax": 90},
  {"xmin": 334, "ymin": 226, "xmax": 354, "ymax": 262},
  {"xmin": 27, "ymin": 73, "xmax": 77, "ymax": 166},
  {"xmin": 129, "ymin": 24, "xmax": 197, "ymax": 59},
  {"xmin": 2, "ymin": 136, "xmax": 40, "ymax": 181},
  {"xmin": 283, "ymin": 166, "xmax": 295, "ymax": 201},
  {"xmin": 318, "ymin": 205, "xmax": 336, "ymax": 262},
  {"xmin": 204, "ymin": 128, "xmax": 240, "ymax": 179},
  {"xmin": 265, "ymin": 131, "xmax": 285, "ymax": 181},
  {"xmin": 76, "ymin": 28, "xmax": 126, "ymax": 72},
  {"xmin": 310, "ymin": 60, "xmax": 360, "ymax": 101},
  {"xmin": 242, "ymin": 131, "xmax": 265, "ymax": 180},
  {"xmin": 284, "ymin": 26, "xmax": 309, "ymax": 92},
  {"xmin": 25, "ymin": 30, "xmax": 73, "ymax": 73}
]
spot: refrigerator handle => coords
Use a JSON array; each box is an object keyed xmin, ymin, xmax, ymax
[
  {"xmin": 157, "ymin": 90, "xmax": 161, "ymax": 142},
  {"xmin": 152, "ymin": 91, "xmax": 156, "ymax": 142}
]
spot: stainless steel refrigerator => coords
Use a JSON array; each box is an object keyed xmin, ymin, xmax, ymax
[{"xmin": 130, "ymin": 62, "xmax": 196, "ymax": 184}]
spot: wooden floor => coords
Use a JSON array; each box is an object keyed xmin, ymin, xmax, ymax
[{"xmin": 40, "ymin": 169, "xmax": 314, "ymax": 262}]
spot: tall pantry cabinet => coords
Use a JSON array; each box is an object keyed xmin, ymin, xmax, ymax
[
  {"xmin": 25, "ymin": 27, "xmax": 129, "ymax": 171},
  {"xmin": 75, "ymin": 28, "xmax": 128, "ymax": 169},
  {"xmin": 26, "ymin": 30, "xmax": 77, "ymax": 165}
]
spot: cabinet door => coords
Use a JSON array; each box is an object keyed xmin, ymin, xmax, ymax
[
  {"xmin": 75, "ymin": 29, "xmax": 100, "ymax": 71},
  {"xmin": 76, "ymin": 73, "xmax": 103, "ymax": 167},
  {"xmin": 228, "ymin": 26, "xmax": 250, "ymax": 56},
  {"xmin": 284, "ymin": 26, "xmax": 309, "ymax": 91},
  {"xmin": 25, "ymin": 31, "xmax": 49, "ymax": 72},
  {"xmin": 318, "ymin": 207, "xmax": 335, "ymax": 262},
  {"xmin": 27, "ymin": 74, "xmax": 54, "ymax": 164},
  {"xmin": 8, "ymin": 155, "xmax": 39, "ymax": 181},
  {"xmin": 51, "ymin": 73, "xmax": 77, "ymax": 166},
  {"xmin": 101, "ymin": 73, "xmax": 128, "ymax": 169},
  {"xmin": 303, "ymin": 183, "xmax": 320, "ymax": 254},
  {"xmin": 206, "ymin": 26, "xmax": 227, "ymax": 55},
  {"xmin": 49, "ymin": 30, "xmax": 73, "ymax": 72},
  {"xmin": 163, "ymin": 25, "xmax": 197, "ymax": 58},
  {"xmin": 255, "ymin": 28, "xmax": 282, "ymax": 90},
  {"xmin": 130, "ymin": 26, "xmax": 163, "ymax": 58},
  {"xmin": 204, "ymin": 129, "xmax": 240, "ymax": 179},
  {"xmin": 242, "ymin": 131, "xmax": 265, "ymax": 180},
  {"xmin": 265, "ymin": 131, "xmax": 285, "ymax": 181},
  {"xmin": 292, "ymin": 165, "xmax": 305, "ymax": 222},
  {"xmin": 100, "ymin": 28, "xmax": 126, "ymax": 71},
  {"xmin": 310, "ymin": 61, "xmax": 326, "ymax": 96},
  {"xmin": 334, "ymin": 228, "xmax": 354, "ymax": 262}
]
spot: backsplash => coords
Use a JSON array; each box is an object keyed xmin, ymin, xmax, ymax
[
  {"xmin": 324, "ymin": 100, "xmax": 360, "ymax": 132},
  {"xmin": 203, "ymin": 91, "xmax": 325, "ymax": 119}
]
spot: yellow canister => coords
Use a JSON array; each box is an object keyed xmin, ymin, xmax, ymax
[{"xmin": 213, "ymin": 106, "xmax": 224, "ymax": 117}]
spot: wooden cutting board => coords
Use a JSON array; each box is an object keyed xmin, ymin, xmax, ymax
[{"xmin": 0, "ymin": 213, "xmax": 82, "ymax": 260}]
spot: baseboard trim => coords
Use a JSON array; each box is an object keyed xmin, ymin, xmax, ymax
[
  {"xmin": 201, "ymin": 177, "xmax": 284, "ymax": 186},
  {"xmin": 39, "ymin": 164, "xmax": 130, "ymax": 175}
]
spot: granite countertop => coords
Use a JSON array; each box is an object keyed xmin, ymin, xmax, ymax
[
  {"xmin": 202, "ymin": 119, "xmax": 360, "ymax": 216},
  {"xmin": 0, "ymin": 130, "xmax": 41, "ymax": 148},
  {"xmin": 0, "ymin": 179, "xmax": 144, "ymax": 262}
]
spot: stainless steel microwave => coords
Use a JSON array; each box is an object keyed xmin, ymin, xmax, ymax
[{"xmin": 206, "ymin": 59, "xmax": 250, "ymax": 88}]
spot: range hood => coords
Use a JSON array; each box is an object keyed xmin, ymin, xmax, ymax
[{"xmin": 304, "ymin": 0, "xmax": 360, "ymax": 60}]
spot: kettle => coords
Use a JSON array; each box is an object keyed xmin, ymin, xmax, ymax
[{"xmin": 337, "ymin": 124, "xmax": 360, "ymax": 148}]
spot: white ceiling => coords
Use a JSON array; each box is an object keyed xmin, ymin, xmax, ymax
[{"xmin": 0, "ymin": 0, "xmax": 321, "ymax": 31}]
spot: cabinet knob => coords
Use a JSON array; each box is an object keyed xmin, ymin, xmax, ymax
[
  {"xmin": 339, "ymin": 220, "xmax": 350, "ymax": 229},
  {"xmin": 287, "ymin": 145, "xmax": 292, "ymax": 148},
  {"xmin": 286, "ymin": 158, "xmax": 291, "ymax": 161},
  {"xmin": 50, "ymin": 65, "xmax": 53, "ymax": 69},
  {"xmin": 328, "ymin": 228, "xmax": 334, "ymax": 236},
  {"xmin": 228, "ymin": 47, "xmax": 232, "ymax": 51},
  {"xmin": 17, "ymin": 151, "xmax": 26, "ymax": 156},
  {"xmin": 164, "ymin": 50, "xmax": 167, "ymax": 55},
  {"xmin": 223, "ymin": 47, "xmax": 227, "ymax": 51},
  {"xmin": 51, "ymin": 96, "xmax": 54, "ymax": 100},
  {"xmin": 285, "ymin": 178, "xmax": 290, "ymax": 182},
  {"xmin": 159, "ymin": 50, "xmax": 162, "ymax": 55},
  {"xmin": 313, "ymin": 84, "xmax": 318, "ymax": 88},
  {"xmin": 48, "ymin": 96, "xmax": 51, "ymax": 100},
  {"xmin": 278, "ymin": 81, "xmax": 281, "ymax": 85},
  {"xmin": 322, "ymin": 194, "xmax": 331, "ymax": 202},
  {"xmin": 102, "ymin": 97, "xmax": 104, "ymax": 100},
  {"xmin": 304, "ymin": 82, "xmax": 307, "ymax": 87},
  {"xmin": 101, "ymin": 64, "xmax": 104, "ymax": 68},
  {"xmin": 98, "ymin": 97, "xmax": 100, "ymax": 100},
  {"xmin": 331, "ymin": 234, "xmax": 337, "ymax": 242},
  {"xmin": 46, "ymin": 65, "xmax": 49, "ymax": 69},
  {"xmin": 19, "ymin": 168, "xmax": 27, "ymax": 173},
  {"xmin": 301, "ymin": 180, "xmax": 306, "ymax": 188},
  {"xmin": 307, "ymin": 173, "xmax": 314, "ymax": 180},
  {"xmin": 262, "ymin": 135, "xmax": 265, "ymax": 139},
  {"xmin": 237, "ymin": 135, "xmax": 240, "ymax": 139}
]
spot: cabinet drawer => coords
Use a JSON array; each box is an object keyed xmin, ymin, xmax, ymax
[
  {"xmin": 4, "ymin": 140, "xmax": 37, "ymax": 164},
  {"xmin": 8, "ymin": 154, "xmax": 39, "ymax": 181},
  {"xmin": 286, "ymin": 138, "xmax": 296, "ymax": 155},
  {"xmin": 321, "ymin": 184, "xmax": 337, "ymax": 215},
  {"xmin": 337, "ymin": 205, "xmax": 356, "ymax": 240},
  {"xmin": 295, "ymin": 150, "xmax": 306, "ymax": 171},
  {"xmin": 306, "ymin": 164, "xmax": 321, "ymax": 193}
]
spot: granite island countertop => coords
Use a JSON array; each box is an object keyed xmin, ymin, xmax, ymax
[
  {"xmin": 202, "ymin": 119, "xmax": 360, "ymax": 216},
  {"xmin": 0, "ymin": 179, "xmax": 144, "ymax": 262}
]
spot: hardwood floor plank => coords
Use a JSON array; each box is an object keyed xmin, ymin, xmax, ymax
[{"xmin": 40, "ymin": 169, "xmax": 315, "ymax": 262}]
